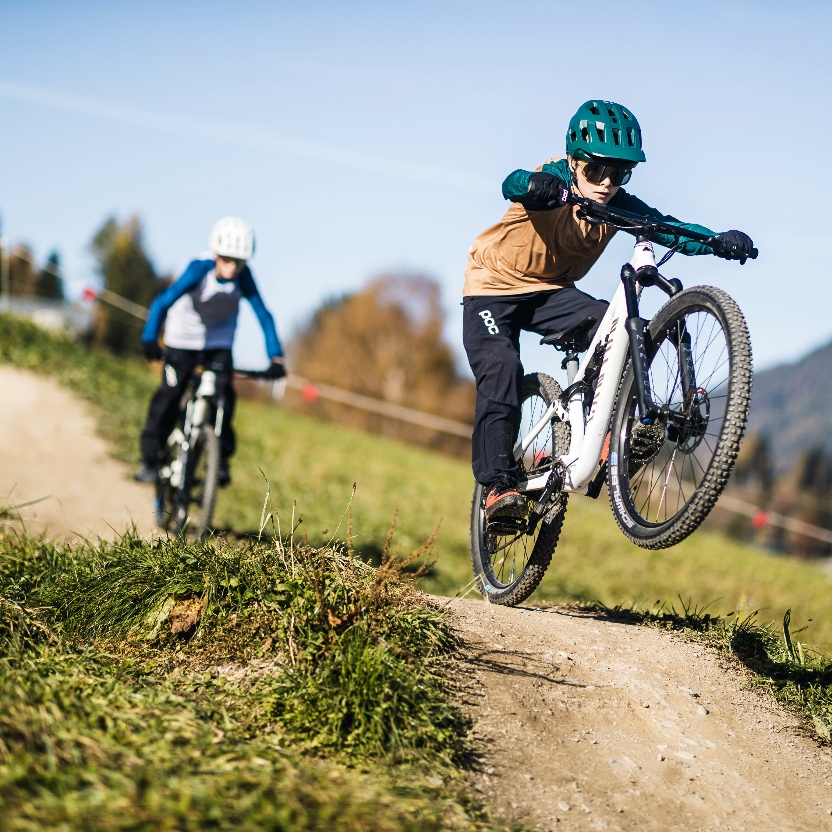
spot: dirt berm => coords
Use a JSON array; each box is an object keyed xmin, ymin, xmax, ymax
[
  {"xmin": 2, "ymin": 366, "xmax": 830, "ymax": 829},
  {"xmin": 449, "ymin": 597, "xmax": 832, "ymax": 831}
]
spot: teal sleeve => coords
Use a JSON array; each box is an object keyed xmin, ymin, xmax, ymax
[
  {"xmin": 610, "ymin": 190, "xmax": 716, "ymax": 256},
  {"xmin": 501, "ymin": 169, "xmax": 532, "ymax": 200},
  {"xmin": 502, "ymin": 159, "xmax": 572, "ymax": 202}
]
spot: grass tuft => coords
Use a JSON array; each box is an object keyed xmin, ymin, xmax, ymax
[{"xmin": 0, "ymin": 517, "xmax": 512, "ymax": 830}]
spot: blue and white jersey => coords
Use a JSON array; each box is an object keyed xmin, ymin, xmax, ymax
[{"xmin": 142, "ymin": 259, "xmax": 282, "ymax": 358}]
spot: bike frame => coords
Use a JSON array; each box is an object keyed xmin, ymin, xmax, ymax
[{"xmin": 516, "ymin": 238, "xmax": 657, "ymax": 495}]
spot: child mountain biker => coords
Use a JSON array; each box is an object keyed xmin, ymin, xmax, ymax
[
  {"xmin": 135, "ymin": 217, "xmax": 285, "ymax": 486},
  {"xmin": 464, "ymin": 100, "xmax": 756, "ymax": 529}
]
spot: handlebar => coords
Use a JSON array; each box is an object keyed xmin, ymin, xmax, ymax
[
  {"xmin": 565, "ymin": 194, "xmax": 758, "ymax": 261},
  {"xmin": 234, "ymin": 367, "xmax": 286, "ymax": 381}
]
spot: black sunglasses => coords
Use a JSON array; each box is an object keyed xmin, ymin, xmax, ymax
[{"xmin": 581, "ymin": 161, "xmax": 634, "ymax": 187}]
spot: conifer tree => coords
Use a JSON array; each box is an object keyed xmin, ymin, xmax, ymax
[
  {"xmin": 90, "ymin": 216, "xmax": 164, "ymax": 353},
  {"xmin": 35, "ymin": 250, "xmax": 64, "ymax": 300}
]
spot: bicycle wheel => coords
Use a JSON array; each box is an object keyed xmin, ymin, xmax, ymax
[
  {"xmin": 470, "ymin": 373, "xmax": 570, "ymax": 606},
  {"xmin": 155, "ymin": 442, "xmax": 180, "ymax": 532},
  {"xmin": 176, "ymin": 425, "xmax": 221, "ymax": 538},
  {"xmin": 607, "ymin": 286, "xmax": 752, "ymax": 548}
]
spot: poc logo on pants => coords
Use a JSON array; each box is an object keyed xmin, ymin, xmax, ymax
[{"xmin": 479, "ymin": 310, "xmax": 499, "ymax": 335}]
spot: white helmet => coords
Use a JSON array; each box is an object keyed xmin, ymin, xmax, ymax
[{"xmin": 209, "ymin": 217, "xmax": 255, "ymax": 260}]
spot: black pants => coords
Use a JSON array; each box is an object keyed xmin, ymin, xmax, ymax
[
  {"xmin": 463, "ymin": 287, "xmax": 609, "ymax": 490},
  {"xmin": 140, "ymin": 347, "xmax": 236, "ymax": 464}
]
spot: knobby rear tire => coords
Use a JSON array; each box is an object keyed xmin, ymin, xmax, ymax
[
  {"xmin": 470, "ymin": 373, "xmax": 570, "ymax": 606},
  {"xmin": 607, "ymin": 286, "xmax": 752, "ymax": 549}
]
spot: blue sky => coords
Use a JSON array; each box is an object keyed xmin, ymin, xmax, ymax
[{"xmin": 1, "ymin": 0, "xmax": 830, "ymax": 375}]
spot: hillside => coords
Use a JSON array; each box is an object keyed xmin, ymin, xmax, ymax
[
  {"xmin": 749, "ymin": 338, "xmax": 832, "ymax": 471},
  {"xmin": 3, "ymin": 361, "xmax": 832, "ymax": 830}
]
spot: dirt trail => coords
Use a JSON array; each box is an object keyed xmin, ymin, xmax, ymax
[
  {"xmin": 0, "ymin": 366, "xmax": 154, "ymax": 539},
  {"xmin": 449, "ymin": 598, "xmax": 832, "ymax": 831}
]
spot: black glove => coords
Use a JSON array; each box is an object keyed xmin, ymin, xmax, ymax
[
  {"xmin": 713, "ymin": 230, "xmax": 755, "ymax": 265},
  {"xmin": 141, "ymin": 340, "xmax": 163, "ymax": 361},
  {"xmin": 264, "ymin": 360, "xmax": 286, "ymax": 380},
  {"xmin": 524, "ymin": 172, "xmax": 570, "ymax": 211}
]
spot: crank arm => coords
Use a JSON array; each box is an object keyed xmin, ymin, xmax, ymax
[{"xmin": 526, "ymin": 467, "xmax": 563, "ymax": 536}]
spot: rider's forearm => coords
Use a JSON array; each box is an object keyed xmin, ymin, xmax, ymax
[
  {"xmin": 247, "ymin": 293, "xmax": 283, "ymax": 359},
  {"xmin": 611, "ymin": 191, "xmax": 716, "ymax": 256},
  {"xmin": 238, "ymin": 269, "xmax": 283, "ymax": 358},
  {"xmin": 502, "ymin": 169, "xmax": 533, "ymax": 201},
  {"xmin": 502, "ymin": 158, "xmax": 572, "ymax": 207}
]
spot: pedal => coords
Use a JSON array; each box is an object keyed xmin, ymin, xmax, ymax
[{"xmin": 486, "ymin": 517, "xmax": 527, "ymax": 536}]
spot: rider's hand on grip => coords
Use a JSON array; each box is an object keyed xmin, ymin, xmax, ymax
[
  {"xmin": 141, "ymin": 340, "xmax": 163, "ymax": 361},
  {"xmin": 264, "ymin": 359, "xmax": 287, "ymax": 380},
  {"xmin": 712, "ymin": 230, "xmax": 757, "ymax": 264},
  {"xmin": 526, "ymin": 172, "xmax": 570, "ymax": 211}
]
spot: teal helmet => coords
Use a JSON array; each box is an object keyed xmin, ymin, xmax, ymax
[{"xmin": 566, "ymin": 100, "xmax": 646, "ymax": 164}]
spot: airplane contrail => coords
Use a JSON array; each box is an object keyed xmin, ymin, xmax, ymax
[{"xmin": 0, "ymin": 80, "xmax": 494, "ymax": 194}]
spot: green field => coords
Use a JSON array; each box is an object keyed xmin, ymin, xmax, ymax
[
  {"xmin": 2, "ymin": 313, "xmax": 830, "ymax": 651},
  {"xmin": 226, "ymin": 396, "xmax": 832, "ymax": 651}
]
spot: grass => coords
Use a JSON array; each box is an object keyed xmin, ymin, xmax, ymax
[
  {"xmin": 2, "ymin": 311, "xmax": 831, "ymax": 653},
  {"xmin": 0, "ymin": 522, "xmax": 517, "ymax": 831}
]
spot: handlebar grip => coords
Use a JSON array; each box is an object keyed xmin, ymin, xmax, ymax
[{"xmin": 704, "ymin": 237, "xmax": 758, "ymax": 261}]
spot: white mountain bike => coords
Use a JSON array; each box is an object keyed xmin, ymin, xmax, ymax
[
  {"xmin": 155, "ymin": 366, "xmax": 278, "ymax": 538},
  {"xmin": 471, "ymin": 196, "xmax": 757, "ymax": 606}
]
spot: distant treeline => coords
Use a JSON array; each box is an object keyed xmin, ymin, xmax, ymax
[
  {"xmin": 4, "ymin": 244, "xmax": 65, "ymax": 300},
  {"xmin": 722, "ymin": 434, "xmax": 832, "ymax": 557}
]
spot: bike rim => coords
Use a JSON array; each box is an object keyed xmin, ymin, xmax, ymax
[{"xmin": 619, "ymin": 305, "xmax": 732, "ymax": 527}]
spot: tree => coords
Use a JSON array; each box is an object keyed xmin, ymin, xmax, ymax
[
  {"xmin": 90, "ymin": 216, "xmax": 165, "ymax": 353},
  {"xmin": 35, "ymin": 250, "xmax": 64, "ymax": 300},
  {"xmin": 732, "ymin": 433, "xmax": 774, "ymax": 495},
  {"xmin": 291, "ymin": 273, "xmax": 475, "ymax": 453},
  {"xmin": 9, "ymin": 244, "xmax": 38, "ymax": 298}
]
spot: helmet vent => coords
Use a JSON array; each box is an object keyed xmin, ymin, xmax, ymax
[
  {"xmin": 627, "ymin": 128, "xmax": 637, "ymax": 147},
  {"xmin": 570, "ymin": 129, "xmax": 577, "ymax": 142},
  {"xmin": 622, "ymin": 108, "xmax": 632, "ymax": 120},
  {"xmin": 607, "ymin": 107, "xmax": 618, "ymax": 123},
  {"xmin": 612, "ymin": 128, "xmax": 622, "ymax": 146},
  {"xmin": 595, "ymin": 122, "xmax": 606, "ymax": 143},
  {"xmin": 589, "ymin": 104, "xmax": 601, "ymax": 115},
  {"xmin": 581, "ymin": 126, "xmax": 591, "ymax": 143}
]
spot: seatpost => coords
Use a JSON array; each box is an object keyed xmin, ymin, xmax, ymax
[
  {"xmin": 621, "ymin": 243, "xmax": 658, "ymax": 424},
  {"xmin": 562, "ymin": 350, "xmax": 580, "ymax": 385}
]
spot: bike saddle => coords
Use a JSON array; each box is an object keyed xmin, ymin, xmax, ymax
[{"xmin": 540, "ymin": 316, "xmax": 597, "ymax": 353}]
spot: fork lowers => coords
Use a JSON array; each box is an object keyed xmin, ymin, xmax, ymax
[{"xmin": 621, "ymin": 262, "xmax": 658, "ymax": 422}]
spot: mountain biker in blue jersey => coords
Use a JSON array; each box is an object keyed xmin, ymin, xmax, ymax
[
  {"xmin": 135, "ymin": 217, "xmax": 285, "ymax": 486},
  {"xmin": 463, "ymin": 100, "xmax": 756, "ymax": 529}
]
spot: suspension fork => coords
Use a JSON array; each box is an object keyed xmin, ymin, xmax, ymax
[
  {"xmin": 620, "ymin": 260, "xmax": 658, "ymax": 423},
  {"xmin": 668, "ymin": 322, "xmax": 697, "ymax": 401}
]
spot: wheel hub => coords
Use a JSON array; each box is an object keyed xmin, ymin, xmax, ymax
[
  {"xmin": 628, "ymin": 421, "xmax": 666, "ymax": 474},
  {"xmin": 666, "ymin": 388, "xmax": 710, "ymax": 453}
]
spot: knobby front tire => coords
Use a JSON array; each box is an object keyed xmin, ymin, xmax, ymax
[
  {"xmin": 470, "ymin": 373, "xmax": 570, "ymax": 606},
  {"xmin": 182, "ymin": 425, "xmax": 221, "ymax": 539},
  {"xmin": 607, "ymin": 286, "xmax": 752, "ymax": 549}
]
